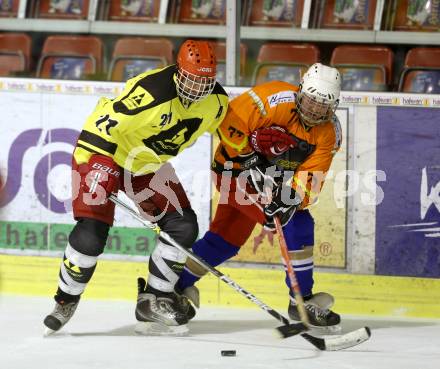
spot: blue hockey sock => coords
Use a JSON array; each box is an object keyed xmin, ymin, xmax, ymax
[
  {"xmin": 286, "ymin": 263, "xmax": 314, "ymax": 298},
  {"xmin": 282, "ymin": 210, "xmax": 315, "ymax": 298},
  {"xmin": 177, "ymin": 231, "xmax": 240, "ymax": 291}
]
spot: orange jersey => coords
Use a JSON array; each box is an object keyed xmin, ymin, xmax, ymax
[{"xmin": 213, "ymin": 81, "xmax": 342, "ymax": 208}]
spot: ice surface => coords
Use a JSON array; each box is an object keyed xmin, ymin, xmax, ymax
[{"xmin": 1, "ymin": 295, "xmax": 439, "ymax": 369}]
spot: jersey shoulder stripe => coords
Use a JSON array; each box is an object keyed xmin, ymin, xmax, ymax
[
  {"xmin": 77, "ymin": 130, "xmax": 117, "ymax": 155},
  {"xmin": 76, "ymin": 143, "xmax": 101, "ymax": 155},
  {"xmin": 331, "ymin": 114, "xmax": 343, "ymax": 150},
  {"xmin": 247, "ymin": 89, "xmax": 267, "ymax": 116},
  {"xmin": 113, "ymin": 65, "xmax": 177, "ymax": 115}
]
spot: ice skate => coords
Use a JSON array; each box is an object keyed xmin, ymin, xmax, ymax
[
  {"xmin": 43, "ymin": 299, "xmax": 80, "ymax": 336},
  {"xmin": 135, "ymin": 278, "xmax": 189, "ymax": 336},
  {"xmin": 288, "ymin": 292, "xmax": 341, "ymax": 334}
]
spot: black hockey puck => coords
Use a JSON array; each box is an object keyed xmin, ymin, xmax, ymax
[{"xmin": 221, "ymin": 350, "xmax": 236, "ymax": 357}]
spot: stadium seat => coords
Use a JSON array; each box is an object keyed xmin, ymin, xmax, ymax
[
  {"xmin": 0, "ymin": 0, "xmax": 19, "ymax": 17},
  {"xmin": 36, "ymin": 35, "xmax": 103, "ymax": 80},
  {"xmin": 33, "ymin": 0, "xmax": 89, "ymax": 19},
  {"xmin": 245, "ymin": 0, "xmax": 304, "ymax": 27},
  {"xmin": 252, "ymin": 43, "xmax": 319, "ymax": 85},
  {"xmin": 108, "ymin": 37, "xmax": 174, "ymax": 81},
  {"xmin": 391, "ymin": 0, "xmax": 440, "ymax": 31},
  {"xmin": 317, "ymin": 0, "xmax": 377, "ymax": 29},
  {"xmin": 330, "ymin": 45, "xmax": 393, "ymax": 91},
  {"xmin": 101, "ymin": 0, "xmax": 160, "ymax": 22},
  {"xmin": 211, "ymin": 41, "xmax": 247, "ymax": 85},
  {"xmin": 399, "ymin": 47, "xmax": 440, "ymax": 94},
  {"xmin": 0, "ymin": 33, "xmax": 31, "ymax": 76},
  {"xmin": 176, "ymin": 0, "xmax": 226, "ymax": 24}
]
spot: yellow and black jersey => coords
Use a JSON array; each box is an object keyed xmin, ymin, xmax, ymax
[{"xmin": 74, "ymin": 65, "xmax": 228, "ymax": 174}]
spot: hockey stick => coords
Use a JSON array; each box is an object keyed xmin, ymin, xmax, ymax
[
  {"xmin": 274, "ymin": 215, "xmax": 372, "ymax": 350},
  {"xmin": 109, "ymin": 194, "xmax": 371, "ymax": 350},
  {"xmin": 273, "ymin": 216, "xmax": 310, "ymax": 328},
  {"xmin": 109, "ymin": 194, "xmax": 305, "ymax": 337}
]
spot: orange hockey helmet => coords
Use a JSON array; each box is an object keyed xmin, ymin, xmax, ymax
[{"xmin": 176, "ymin": 40, "xmax": 217, "ymax": 104}]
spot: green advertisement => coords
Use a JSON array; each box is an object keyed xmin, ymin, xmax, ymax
[{"xmin": 0, "ymin": 221, "xmax": 157, "ymax": 257}]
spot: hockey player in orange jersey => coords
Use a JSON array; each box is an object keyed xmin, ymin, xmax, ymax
[{"xmin": 177, "ymin": 63, "xmax": 343, "ymax": 331}]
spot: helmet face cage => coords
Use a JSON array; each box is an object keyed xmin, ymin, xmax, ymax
[
  {"xmin": 176, "ymin": 40, "xmax": 217, "ymax": 104},
  {"xmin": 176, "ymin": 67, "xmax": 216, "ymax": 103},
  {"xmin": 297, "ymin": 91, "xmax": 338, "ymax": 127},
  {"xmin": 296, "ymin": 63, "xmax": 341, "ymax": 127}
]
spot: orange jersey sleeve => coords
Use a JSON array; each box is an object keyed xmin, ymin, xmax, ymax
[
  {"xmin": 216, "ymin": 81, "xmax": 299, "ymax": 159},
  {"xmin": 213, "ymin": 81, "xmax": 342, "ymax": 210},
  {"xmin": 289, "ymin": 116, "xmax": 342, "ymax": 208}
]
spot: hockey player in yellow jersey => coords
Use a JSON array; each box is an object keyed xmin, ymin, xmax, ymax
[{"xmin": 43, "ymin": 40, "xmax": 228, "ymax": 336}]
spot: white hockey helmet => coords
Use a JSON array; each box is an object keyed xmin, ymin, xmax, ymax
[{"xmin": 296, "ymin": 63, "xmax": 341, "ymax": 127}]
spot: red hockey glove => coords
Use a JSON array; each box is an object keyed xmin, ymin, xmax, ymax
[
  {"xmin": 249, "ymin": 126, "xmax": 296, "ymax": 157},
  {"xmin": 84, "ymin": 155, "xmax": 120, "ymax": 203}
]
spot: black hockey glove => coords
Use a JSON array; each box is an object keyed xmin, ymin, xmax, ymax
[
  {"xmin": 263, "ymin": 181, "xmax": 301, "ymax": 231},
  {"xmin": 248, "ymin": 163, "xmax": 281, "ymax": 204}
]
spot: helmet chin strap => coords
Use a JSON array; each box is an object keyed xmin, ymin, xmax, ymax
[
  {"xmin": 298, "ymin": 114, "xmax": 318, "ymax": 129},
  {"xmin": 296, "ymin": 97, "xmax": 325, "ymax": 128},
  {"xmin": 296, "ymin": 91, "xmax": 338, "ymax": 127},
  {"xmin": 178, "ymin": 95, "xmax": 192, "ymax": 109}
]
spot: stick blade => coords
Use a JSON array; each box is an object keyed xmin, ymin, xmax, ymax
[
  {"xmin": 276, "ymin": 322, "xmax": 308, "ymax": 338},
  {"xmin": 302, "ymin": 326, "xmax": 371, "ymax": 351}
]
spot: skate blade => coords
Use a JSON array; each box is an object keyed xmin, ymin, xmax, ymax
[{"xmin": 134, "ymin": 322, "xmax": 189, "ymax": 336}]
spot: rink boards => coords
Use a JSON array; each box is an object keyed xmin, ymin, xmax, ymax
[
  {"xmin": 0, "ymin": 78, "xmax": 439, "ymax": 319},
  {"xmin": 1, "ymin": 253, "xmax": 439, "ymax": 319}
]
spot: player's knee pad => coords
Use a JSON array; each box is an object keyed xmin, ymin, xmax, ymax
[
  {"xmin": 157, "ymin": 208, "xmax": 198, "ymax": 249},
  {"xmin": 289, "ymin": 245, "xmax": 314, "ymax": 265},
  {"xmin": 69, "ymin": 218, "xmax": 110, "ymax": 256}
]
